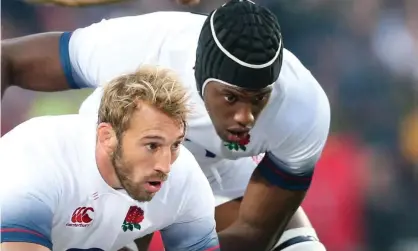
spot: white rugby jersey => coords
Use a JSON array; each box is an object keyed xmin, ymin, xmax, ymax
[
  {"xmin": 64, "ymin": 12, "xmax": 330, "ymax": 190},
  {"xmin": 0, "ymin": 115, "xmax": 219, "ymax": 251}
]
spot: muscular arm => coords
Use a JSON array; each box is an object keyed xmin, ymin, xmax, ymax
[
  {"xmin": 1, "ymin": 33, "xmax": 70, "ymax": 97},
  {"xmin": 2, "ymin": 13, "xmax": 198, "ymax": 98},
  {"xmin": 219, "ymin": 168, "xmax": 307, "ymax": 250}
]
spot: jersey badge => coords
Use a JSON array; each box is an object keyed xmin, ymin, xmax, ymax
[
  {"xmin": 224, "ymin": 134, "xmax": 251, "ymax": 152},
  {"xmin": 66, "ymin": 207, "xmax": 95, "ymax": 227},
  {"xmin": 121, "ymin": 206, "xmax": 144, "ymax": 232}
]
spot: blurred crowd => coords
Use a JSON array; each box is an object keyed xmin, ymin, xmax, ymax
[{"xmin": 1, "ymin": 0, "xmax": 417, "ymax": 250}]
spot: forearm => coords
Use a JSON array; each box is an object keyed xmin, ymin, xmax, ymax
[
  {"xmin": 1, "ymin": 33, "xmax": 70, "ymax": 95},
  {"xmin": 219, "ymin": 208, "xmax": 304, "ymax": 251},
  {"xmin": 219, "ymin": 221, "xmax": 271, "ymax": 250},
  {"xmin": 219, "ymin": 210, "xmax": 320, "ymax": 251},
  {"xmin": 219, "ymin": 170, "xmax": 306, "ymax": 251}
]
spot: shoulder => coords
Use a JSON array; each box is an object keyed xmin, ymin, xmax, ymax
[
  {"xmin": 1, "ymin": 114, "xmax": 89, "ymax": 144},
  {"xmin": 280, "ymin": 48, "xmax": 329, "ymax": 111},
  {"xmin": 69, "ymin": 11, "xmax": 204, "ymax": 89},
  {"xmin": 72, "ymin": 11, "xmax": 206, "ymax": 44},
  {"xmin": 0, "ymin": 115, "xmax": 91, "ymax": 185},
  {"xmin": 267, "ymin": 48, "xmax": 330, "ymax": 133},
  {"xmin": 1, "ymin": 116, "xmax": 66, "ymax": 149},
  {"xmin": 259, "ymin": 49, "xmax": 330, "ymax": 161}
]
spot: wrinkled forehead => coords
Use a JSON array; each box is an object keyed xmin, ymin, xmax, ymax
[{"xmin": 129, "ymin": 103, "xmax": 186, "ymax": 134}]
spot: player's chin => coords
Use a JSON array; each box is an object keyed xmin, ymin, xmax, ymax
[
  {"xmin": 127, "ymin": 187, "xmax": 155, "ymax": 202},
  {"xmin": 131, "ymin": 192, "xmax": 155, "ymax": 202}
]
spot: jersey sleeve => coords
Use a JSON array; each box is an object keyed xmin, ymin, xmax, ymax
[
  {"xmin": 257, "ymin": 80, "xmax": 331, "ymax": 191},
  {"xmin": 0, "ymin": 124, "xmax": 60, "ymax": 250},
  {"xmin": 59, "ymin": 12, "xmax": 175, "ymax": 89},
  {"xmin": 160, "ymin": 151, "xmax": 220, "ymax": 251}
]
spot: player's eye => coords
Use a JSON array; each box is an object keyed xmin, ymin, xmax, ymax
[
  {"xmin": 224, "ymin": 94, "xmax": 237, "ymax": 103},
  {"xmin": 253, "ymin": 95, "xmax": 267, "ymax": 103},
  {"xmin": 145, "ymin": 143, "xmax": 160, "ymax": 152},
  {"xmin": 171, "ymin": 141, "xmax": 182, "ymax": 151}
]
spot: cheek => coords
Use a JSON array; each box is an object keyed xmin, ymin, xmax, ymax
[
  {"xmin": 120, "ymin": 142, "xmax": 148, "ymax": 166},
  {"xmin": 127, "ymin": 150, "xmax": 149, "ymax": 168},
  {"xmin": 205, "ymin": 99, "xmax": 230, "ymax": 121},
  {"xmin": 119, "ymin": 149, "xmax": 149, "ymax": 182}
]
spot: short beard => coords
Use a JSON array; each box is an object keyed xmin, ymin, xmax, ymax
[{"xmin": 111, "ymin": 139, "xmax": 153, "ymax": 202}]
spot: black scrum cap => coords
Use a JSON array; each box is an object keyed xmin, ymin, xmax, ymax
[{"xmin": 195, "ymin": 0, "xmax": 283, "ymax": 95}]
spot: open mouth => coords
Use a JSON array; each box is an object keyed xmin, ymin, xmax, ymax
[
  {"xmin": 148, "ymin": 181, "xmax": 161, "ymax": 187},
  {"xmin": 144, "ymin": 181, "xmax": 163, "ymax": 193},
  {"xmin": 226, "ymin": 130, "xmax": 249, "ymax": 142}
]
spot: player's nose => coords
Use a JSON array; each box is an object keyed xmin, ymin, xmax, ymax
[
  {"xmin": 233, "ymin": 104, "xmax": 255, "ymax": 128},
  {"xmin": 153, "ymin": 148, "xmax": 172, "ymax": 174}
]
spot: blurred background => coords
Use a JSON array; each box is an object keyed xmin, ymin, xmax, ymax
[{"xmin": 1, "ymin": 0, "xmax": 417, "ymax": 250}]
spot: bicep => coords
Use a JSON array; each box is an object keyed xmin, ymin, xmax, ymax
[
  {"xmin": 161, "ymin": 217, "xmax": 220, "ymax": 251},
  {"xmin": 218, "ymin": 168, "xmax": 307, "ymax": 250},
  {"xmin": 2, "ymin": 32, "xmax": 70, "ymax": 92}
]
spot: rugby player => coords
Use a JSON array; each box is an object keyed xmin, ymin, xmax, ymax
[
  {"xmin": 0, "ymin": 66, "xmax": 220, "ymax": 251},
  {"xmin": 1, "ymin": 1, "xmax": 330, "ymax": 250}
]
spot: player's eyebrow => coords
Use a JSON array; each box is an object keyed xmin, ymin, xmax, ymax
[
  {"xmin": 142, "ymin": 134, "xmax": 185, "ymax": 142},
  {"xmin": 142, "ymin": 135, "xmax": 166, "ymax": 141},
  {"xmin": 176, "ymin": 133, "xmax": 185, "ymax": 140}
]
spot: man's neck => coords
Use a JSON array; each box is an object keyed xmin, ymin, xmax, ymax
[{"xmin": 95, "ymin": 145, "xmax": 122, "ymax": 189}]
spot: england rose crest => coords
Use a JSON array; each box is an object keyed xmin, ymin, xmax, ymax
[
  {"xmin": 121, "ymin": 206, "xmax": 144, "ymax": 232},
  {"xmin": 224, "ymin": 134, "xmax": 251, "ymax": 151}
]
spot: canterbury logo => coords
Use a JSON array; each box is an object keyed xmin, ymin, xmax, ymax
[{"xmin": 70, "ymin": 207, "xmax": 94, "ymax": 224}]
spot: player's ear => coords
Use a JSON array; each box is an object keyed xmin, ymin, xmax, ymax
[{"xmin": 97, "ymin": 123, "xmax": 118, "ymax": 153}]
